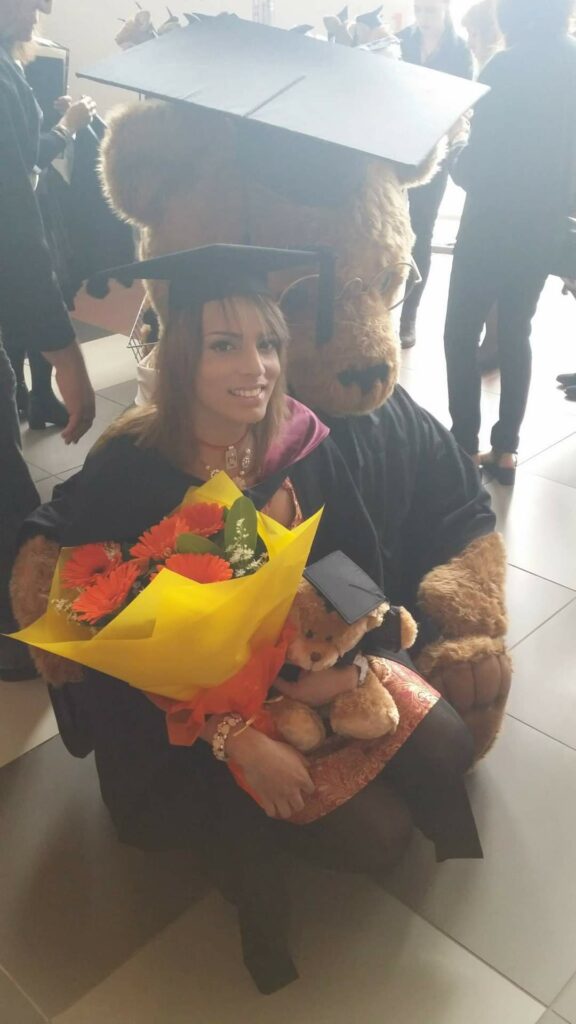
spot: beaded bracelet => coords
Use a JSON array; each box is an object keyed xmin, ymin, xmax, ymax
[{"xmin": 211, "ymin": 713, "xmax": 243, "ymax": 762}]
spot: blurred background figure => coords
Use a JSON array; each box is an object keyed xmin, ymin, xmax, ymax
[
  {"xmin": 398, "ymin": 1, "xmax": 474, "ymax": 349},
  {"xmin": 444, "ymin": 0, "xmax": 576, "ymax": 484},
  {"xmin": 462, "ymin": 0, "xmax": 503, "ymax": 71}
]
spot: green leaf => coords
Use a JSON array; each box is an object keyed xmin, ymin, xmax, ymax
[{"xmin": 176, "ymin": 533, "xmax": 224, "ymax": 556}]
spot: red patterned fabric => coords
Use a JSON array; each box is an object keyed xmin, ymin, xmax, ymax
[{"xmin": 288, "ymin": 658, "xmax": 440, "ymax": 824}]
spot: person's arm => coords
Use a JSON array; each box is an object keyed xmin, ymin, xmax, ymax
[
  {"xmin": 200, "ymin": 714, "xmax": 315, "ymax": 820},
  {"xmin": 450, "ymin": 54, "xmax": 506, "ymax": 192},
  {"xmin": 43, "ymin": 343, "xmax": 96, "ymax": 444}
]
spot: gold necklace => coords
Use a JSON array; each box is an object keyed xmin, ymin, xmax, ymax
[{"xmin": 196, "ymin": 431, "xmax": 255, "ymax": 484}]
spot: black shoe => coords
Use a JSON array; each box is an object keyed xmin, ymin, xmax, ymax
[
  {"xmin": 16, "ymin": 382, "xmax": 30, "ymax": 419},
  {"xmin": 557, "ymin": 372, "xmax": 576, "ymax": 388},
  {"xmin": 239, "ymin": 912, "xmax": 299, "ymax": 995},
  {"xmin": 0, "ymin": 634, "xmax": 38, "ymax": 682},
  {"xmin": 565, "ymin": 385, "xmax": 576, "ymax": 402},
  {"xmin": 28, "ymin": 392, "xmax": 69, "ymax": 430}
]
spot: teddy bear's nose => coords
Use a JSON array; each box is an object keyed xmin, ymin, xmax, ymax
[{"xmin": 310, "ymin": 652, "xmax": 322, "ymax": 663}]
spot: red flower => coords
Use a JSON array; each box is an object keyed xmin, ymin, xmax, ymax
[
  {"xmin": 129, "ymin": 515, "xmax": 186, "ymax": 561},
  {"xmin": 72, "ymin": 560, "xmax": 144, "ymax": 625},
  {"xmin": 62, "ymin": 543, "xmax": 122, "ymax": 590},
  {"xmin": 164, "ymin": 553, "xmax": 233, "ymax": 583},
  {"xmin": 177, "ymin": 502, "xmax": 225, "ymax": 537}
]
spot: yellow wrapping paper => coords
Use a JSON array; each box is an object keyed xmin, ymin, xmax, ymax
[{"xmin": 12, "ymin": 473, "xmax": 321, "ymax": 701}]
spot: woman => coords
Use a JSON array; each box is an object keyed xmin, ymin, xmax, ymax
[
  {"xmin": 51, "ymin": 244, "xmax": 481, "ymax": 994},
  {"xmin": 398, "ymin": 0, "xmax": 474, "ymax": 349},
  {"xmin": 444, "ymin": 0, "xmax": 576, "ymax": 484},
  {"xmin": 462, "ymin": 0, "xmax": 503, "ymax": 72}
]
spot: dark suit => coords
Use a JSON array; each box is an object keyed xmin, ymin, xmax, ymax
[{"xmin": 0, "ymin": 44, "xmax": 74, "ymax": 631}]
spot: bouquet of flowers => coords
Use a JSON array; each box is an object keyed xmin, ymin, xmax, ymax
[{"xmin": 13, "ymin": 473, "xmax": 321, "ymax": 743}]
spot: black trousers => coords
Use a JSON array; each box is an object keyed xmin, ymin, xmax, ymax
[
  {"xmin": 444, "ymin": 221, "xmax": 548, "ymax": 455},
  {"xmin": 401, "ymin": 167, "xmax": 450, "ymax": 330},
  {"xmin": 0, "ymin": 340, "xmax": 39, "ymax": 628}
]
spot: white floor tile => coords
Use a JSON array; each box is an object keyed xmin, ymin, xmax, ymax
[
  {"xmin": 386, "ymin": 717, "xmax": 576, "ymax": 1004},
  {"xmin": 523, "ymin": 434, "xmax": 576, "ymax": 490},
  {"xmin": 506, "ymin": 566, "xmax": 576, "ymax": 649},
  {"xmin": 0, "ymin": 680, "xmax": 57, "ymax": 769},
  {"xmin": 52, "ymin": 874, "xmax": 544, "ymax": 1024},
  {"xmin": 76, "ymin": 335, "xmax": 136, "ymax": 393},
  {"xmin": 508, "ymin": 600, "xmax": 576, "ymax": 750},
  {"xmin": 21, "ymin": 396, "xmax": 123, "ymax": 477},
  {"xmin": 553, "ymin": 971, "xmax": 576, "ymax": 1023},
  {"xmin": 487, "ymin": 473, "xmax": 576, "ymax": 590},
  {"xmin": 539, "ymin": 1012, "xmax": 572, "ymax": 1024}
]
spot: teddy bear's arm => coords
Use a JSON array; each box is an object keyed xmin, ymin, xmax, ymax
[{"xmin": 414, "ymin": 532, "xmax": 511, "ymax": 757}]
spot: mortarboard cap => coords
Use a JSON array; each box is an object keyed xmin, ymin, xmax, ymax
[
  {"xmin": 304, "ymin": 552, "xmax": 387, "ymax": 625},
  {"xmin": 89, "ymin": 243, "xmax": 336, "ymax": 345},
  {"xmin": 78, "ymin": 15, "xmax": 486, "ymax": 169}
]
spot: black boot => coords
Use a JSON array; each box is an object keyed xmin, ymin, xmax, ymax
[
  {"xmin": 28, "ymin": 391, "xmax": 69, "ymax": 430},
  {"xmin": 557, "ymin": 372, "xmax": 576, "ymax": 388},
  {"xmin": 237, "ymin": 879, "xmax": 299, "ymax": 995},
  {"xmin": 16, "ymin": 381, "xmax": 29, "ymax": 419}
]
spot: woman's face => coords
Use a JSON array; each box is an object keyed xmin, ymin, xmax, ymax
[
  {"xmin": 0, "ymin": 0, "xmax": 43, "ymax": 42},
  {"xmin": 194, "ymin": 297, "xmax": 283, "ymax": 433}
]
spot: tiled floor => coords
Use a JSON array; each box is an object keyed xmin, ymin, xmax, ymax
[{"xmin": 2, "ymin": 256, "xmax": 576, "ymax": 1022}]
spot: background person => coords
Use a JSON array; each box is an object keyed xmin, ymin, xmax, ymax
[
  {"xmin": 444, "ymin": 0, "xmax": 576, "ymax": 484},
  {"xmin": 398, "ymin": 0, "xmax": 474, "ymax": 350},
  {"xmin": 0, "ymin": 0, "xmax": 95, "ymax": 681}
]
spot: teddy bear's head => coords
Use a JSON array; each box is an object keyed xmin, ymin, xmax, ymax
[
  {"xmin": 286, "ymin": 579, "xmax": 387, "ymax": 671},
  {"xmin": 101, "ymin": 100, "xmax": 431, "ymax": 416}
]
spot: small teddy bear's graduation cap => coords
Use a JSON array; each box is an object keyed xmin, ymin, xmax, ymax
[
  {"xmin": 304, "ymin": 551, "xmax": 387, "ymax": 625},
  {"xmin": 78, "ymin": 13, "xmax": 486, "ymax": 169}
]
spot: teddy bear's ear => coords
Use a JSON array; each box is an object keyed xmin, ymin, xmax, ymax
[{"xmin": 100, "ymin": 101, "xmax": 233, "ymax": 229}]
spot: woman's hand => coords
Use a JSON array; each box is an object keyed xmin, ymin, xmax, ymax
[
  {"xmin": 274, "ymin": 664, "xmax": 358, "ymax": 708},
  {"xmin": 227, "ymin": 728, "xmax": 315, "ymax": 819},
  {"xmin": 59, "ymin": 96, "xmax": 97, "ymax": 135}
]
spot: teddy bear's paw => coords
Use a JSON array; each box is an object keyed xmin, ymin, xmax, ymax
[
  {"xmin": 330, "ymin": 672, "xmax": 399, "ymax": 740},
  {"xmin": 269, "ymin": 697, "xmax": 327, "ymax": 753}
]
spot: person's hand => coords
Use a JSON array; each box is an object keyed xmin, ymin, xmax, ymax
[
  {"xmin": 227, "ymin": 728, "xmax": 315, "ymax": 819},
  {"xmin": 42, "ymin": 342, "xmax": 96, "ymax": 444},
  {"xmin": 59, "ymin": 97, "xmax": 97, "ymax": 135},
  {"xmin": 53, "ymin": 95, "xmax": 72, "ymax": 115},
  {"xmin": 274, "ymin": 664, "xmax": 358, "ymax": 707}
]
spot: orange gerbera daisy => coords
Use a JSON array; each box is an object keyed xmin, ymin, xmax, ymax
[
  {"xmin": 130, "ymin": 515, "xmax": 187, "ymax": 561},
  {"xmin": 165, "ymin": 553, "xmax": 233, "ymax": 583},
  {"xmin": 72, "ymin": 560, "xmax": 144, "ymax": 625},
  {"xmin": 178, "ymin": 502, "xmax": 225, "ymax": 537},
  {"xmin": 62, "ymin": 543, "xmax": 122, "ymax": 590}
]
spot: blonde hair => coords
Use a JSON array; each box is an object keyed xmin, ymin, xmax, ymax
[{"xmin": 100, "ymin": 291, "xmax": 290, "ymax": 473}]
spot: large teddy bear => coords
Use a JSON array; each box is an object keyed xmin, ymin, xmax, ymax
[{"xmin": 11, "ymin": 18, "xmax": 511, "ymax": 776}]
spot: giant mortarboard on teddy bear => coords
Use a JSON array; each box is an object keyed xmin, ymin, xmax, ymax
[{"xmin": 11, "ymin": 16, "xmax": 511, "ymax": 780}]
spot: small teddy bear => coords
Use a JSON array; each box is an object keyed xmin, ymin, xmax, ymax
[{"xmin": 270, "ymin": 565, "xmax": 418, "ymax": 754}]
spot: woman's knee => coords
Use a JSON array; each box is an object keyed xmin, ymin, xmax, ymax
[{"xmin": 402, "ymin": 700, "xmax": 475, "ymax": 779}]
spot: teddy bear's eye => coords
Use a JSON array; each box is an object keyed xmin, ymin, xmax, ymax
[
  {"xmin": 305, "ymin": 629, "xmax": 314, "ymax": 639},
  {"xmin": 325, "ymin": 635, "xmax": 333, "ymax": 643}
]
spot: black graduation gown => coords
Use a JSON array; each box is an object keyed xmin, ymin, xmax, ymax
[
  {"xmin": 324, "ymin": 386, "xmax": 496, "ymax": 613},
  {"xmin": 36, "ymin": 432, "xmax": 383, "ymax": 844}
]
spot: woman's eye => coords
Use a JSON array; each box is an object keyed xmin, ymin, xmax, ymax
[
  {"xmin": 258, "ymin": 338, "xmax": 279, "ymax": 353},
  {"xmin": 210, "ymin": 339, "xmax": 235, "ymax": 353}
]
